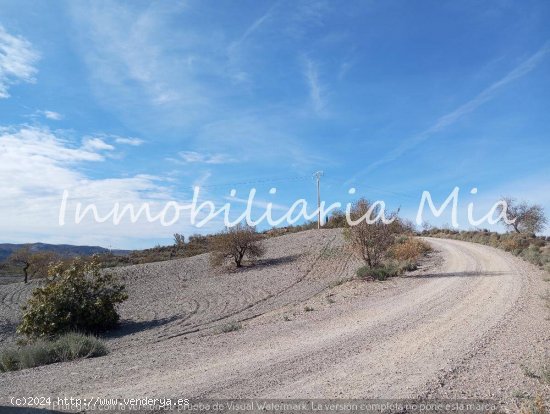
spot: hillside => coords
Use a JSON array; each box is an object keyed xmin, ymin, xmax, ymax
[
  {"xmin": 0, "ymin": 242, "xmax": 130, "ymax": 262},
  {"xmin": 0, "ymin": 229, "xmax": 548, "ymax": 411}
]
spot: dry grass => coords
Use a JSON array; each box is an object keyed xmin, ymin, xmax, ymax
[
  {"xmin": 0, "ymin": 332, "xmax": 107, "ymax": 372},
  {"xmin": 220, "ymin": 322, "xmax": 242, "ymax": 333},
  {"xmin": 390, "ymin": 237, "xmax": 432, "ymax": 261},
  {"xmin": 519, "ymin": 394, "xmax": 546, "ymax": 414}
]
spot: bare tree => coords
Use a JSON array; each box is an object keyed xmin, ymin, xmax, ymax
[
  {"xmin": 209, "ymin": 224, "xmax": 265, "ymax": 268},
  {"xmin": 28, "ymin": 251, "xmax": 60, "ymax": 279},
  {"xmin": 8, "ymin": 247, "xmax": 32, "ymax": 283},
  {"xmin": 8, "ymin": 247, "xmax": 59, "ymax": 283},
  {"xmin": 173, "ymin": 233, "xmax": 185, "ymax": 255},
  {"xmin": 497, "ymin": 197, "xmax": 547, "ymax": 234},
  {"xmin": 344, "ymin": 199, "xmax": 401, "ymax": 268}
]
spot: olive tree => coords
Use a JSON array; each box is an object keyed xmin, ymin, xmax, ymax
[{"xmin": 209, "ymin": 224, "xmax": 265, "ymax": 268}]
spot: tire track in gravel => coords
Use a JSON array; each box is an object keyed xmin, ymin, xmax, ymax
[
  {"xmin": 109, "ymin": 237, "xmax": 527, "ymax": 402},
  {"xmin": 158, "ymin": 234, "xmax": 343, "ymax": 340},
  {"xmin": 1, "ymin": 235, "xmax": 546, "ymax": 413}
]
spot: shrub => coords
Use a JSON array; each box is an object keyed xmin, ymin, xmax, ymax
[
  {"xmin": 390, "ymin": 237, "xmax": 432, "ymax": 261},
  {"xmin": 0, "ymin": 333, "xmax": 107, "ymax": 372},
  {"xmin": 356, "ymin": 265, "xmax": 398, "ymax": 281},
  {"xmin": 220, "ymin": 322, "xmax": 242, "ymax": 333},
  {"xmin": 0, "ymin": 348, "xmax": 20, "ymax": 371},
  {"xmin": 399, "ymin": 260, "xmax": 418, "ymax": 272},
  {"xmin": 520, "ymin": 394, "xmax": 546, "ymax": 414},
  {"xmin": 18, "ymin": 256, "xmax": 128, "ymax": 338},
  {"xmin": 521, "ymin": 246, "xmax": 543, "ymax": 266},
  {"xmin": 344, "ymin": 198, "xmax": 401, "ymax": 268}
]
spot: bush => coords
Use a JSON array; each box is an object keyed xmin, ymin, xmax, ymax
[
  {"xmin": 521, "ymin": 246, "xmax": 543, "ymax": 266},
  {"xmin": 0, "ymin": 332, "xmax": 107, "ymax": 372},
  {"xmin": 390, "ymin": 237, "xmax": 432, "ymax": 261},
  {"xmin": 18, "ymin": 256, "xmax": 128, "ymax": 338},
  {"xmin": 399, "ymin": 260, "xmax": 418, "ymax": 272},
  {"xmin": 345, "ymin": 198, "xmax": 401, "ymax": 268},
  {"xmin": 220, "ymin": 322, "xmax": 242, "ymax": 333},
  {"xmin": 356, "ymin": 265, "xmax": 398, "ymax": 281}
]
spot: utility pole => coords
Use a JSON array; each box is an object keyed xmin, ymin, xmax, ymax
[{"xmin": 313, "ymin": 171, "xmax": 323, "ymax": 229}]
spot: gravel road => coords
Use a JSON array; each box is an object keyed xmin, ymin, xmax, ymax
[{"xmin": 0, "ymin": 231, "xmax": 548, "ymax": 412}]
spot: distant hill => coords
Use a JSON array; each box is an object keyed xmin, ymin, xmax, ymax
[{"xmin": 0, "ymin": 243, "xmax": 131, "ymax": 262}]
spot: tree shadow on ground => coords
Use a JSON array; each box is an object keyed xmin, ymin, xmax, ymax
[
  {"xmin": 105, "ymin": 315, "xmax": 180, "ymax": 339},
  {"xmin": 409, "ymin": 270, "xmax": 508, "ymax": 279},
  {"xmin": 237, "ymin": 254, "xmax": 301, "ymax": 272},
  {"xmin": 256, "ymin": 254, "xmax": 301, "ymax": 267}
]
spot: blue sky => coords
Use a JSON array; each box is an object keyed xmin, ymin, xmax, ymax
[{"xmin": 0, "ymin": 0, "xmax": 549, "ymax": 248}]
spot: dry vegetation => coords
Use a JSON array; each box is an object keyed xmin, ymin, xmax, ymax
[
  {"xmin": 4, "ymin": 247, "xmax": 60, "ymax": 283},
  {"xmin": 344, "ymin": 198, "xmax": 431, "ymax": 280},
  {"xmin": 0, "ymin": 332, "xmax": 107, "ymax": 372},
  {"xmin": 209, "ymin": 224, "xmax": 265, "ymax": 268},
  {"xmin": 423, "ymin": 228, "xmax": 550, "ymax": 273}
]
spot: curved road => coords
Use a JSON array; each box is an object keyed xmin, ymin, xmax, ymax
[{"xmin": 0, "ymin": 237, "xmax": 548, "ymax": 410}]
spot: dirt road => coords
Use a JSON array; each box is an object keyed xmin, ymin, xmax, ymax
[{"xmin": 0, "ymin": 234, "xmax": 548, "ymax": 411}]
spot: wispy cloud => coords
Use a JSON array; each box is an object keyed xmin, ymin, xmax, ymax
[
  {"xmin": 68, "ymin": 2, "xmax": 212, "ymax": 125},
  {"xmin": 351, "ymin": 41, "xmax": 550, "ymax": 180},
  {"xmin": 40, "ymin": 110, "xmax": 63, "ymax": 120},
  {"xmin": 303, "ymin": 58, "xmax": 326, "ymax": 114},
  {"xmin": 114, "ymin": 136, "xmax": 144, "ymax": 146},
  {"xmin": 176, "ymin": 151, "xmax": 236, "ymax": 165},
  {"xmin": 194, "ymin": 115, "xmax": 328, "ymax": 170},
  {"xmin": 228, "ymin": 3, "xmax": 277, "ymax": 53},
  {"xmin": 0, "ymin": 25, "xmax": 39, "ymax": 99},
  {"xmin": 338, "ymin": 59, "xmax": 353, "ymax": 81},
  {"xmin": 82, "ymin": 136, "xmax": 115, "ymax": 152},
  {"xmin": 224, "ymin": 195, "xmax": 289, "ymax": 212}
]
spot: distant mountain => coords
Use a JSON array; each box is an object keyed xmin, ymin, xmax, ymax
[{"xmin": 0, "ymin": 243, "xmax": 131, "ymax": 262}]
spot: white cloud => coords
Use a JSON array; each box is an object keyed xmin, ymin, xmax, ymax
[
  {"xmin": 0, "ymin": 25, "xmax": 39, "ymax": 98},
  {"xmin": 82, "ymin": 136, "xmax": 115, "ymax": 152},
  {"xmin": 0, "ymin": 126, "xmax": 198, "ymax": 248},
  {"xmin": 177, "ymin": 151, "xmax": 236, "ymax": 164},
  {"xmin": 114, "ymin": 136, "xmax": 144, "ymax": 146},
  {"xmin": 42, "ymin": 110, "xmax": 63, "ymax": 120}
]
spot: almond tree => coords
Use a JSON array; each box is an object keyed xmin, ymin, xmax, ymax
[
  {"xmin": 8, "ymin": 247, "xmax": 60, "ymax": 283},
  {"xmin": 210, "ymin": 224, "xmax": 265, "ymax": 268},
  {"xmin": 498, "ymin": 197, "xmax": 547, "ymax": 234},
  {"xmin": 344, "ymin": 199, "xmax": 401, "ymax": 268}
]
